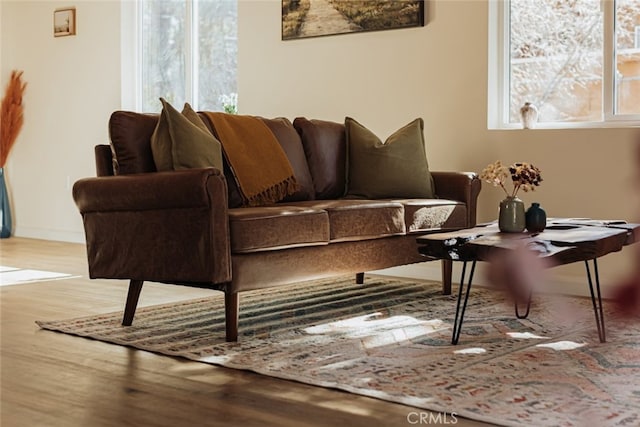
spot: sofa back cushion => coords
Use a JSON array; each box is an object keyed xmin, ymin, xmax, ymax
[
  {"xmin": 108, "ymin": 111, "xmax": 328, "ymax": 205},
  {"xmin": 259, "ymin": 117, "xmax": 315, "ymax": 202},
  {"xmin": 293, "ymin": 117, "xmax": 347, "ymax": 199},
  {"xmin": 109, "ymin": 111, "xmax": 159, "ymax": 175},
  {"xmin": 199, "ymin": 114, "xmax": 316, "ymax": 207}
]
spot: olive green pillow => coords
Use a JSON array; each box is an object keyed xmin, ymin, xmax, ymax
[
  {"xmin": 151, "ymin": 98, "xmax": 223, "ymax": 172},
  {"xmin": 345, "ymin": 117, "xmax": 435, "ymax": 199}
]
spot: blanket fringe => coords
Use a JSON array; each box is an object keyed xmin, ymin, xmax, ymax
[{"xmin": 245, "ymin": 176, "xmax": 298, "ymax": 207}]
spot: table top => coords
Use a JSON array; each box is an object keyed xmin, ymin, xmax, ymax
[{"xmin": 417, "ymin": 218, "xmax": 640, "ymax": 265}]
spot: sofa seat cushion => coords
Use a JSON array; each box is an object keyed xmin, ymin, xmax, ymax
[
  {"xmin": 229, "ymin": 206, "xmax": 329, "ymax": 253},
  {"xmin": 288, "ymin": 200, "xmax": 406, "ymax": 242},
  {"xmin": 389, "ymin": 199, "xmax": 468, "ymax": 233}
]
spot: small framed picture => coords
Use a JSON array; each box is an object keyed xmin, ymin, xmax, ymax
[{"xmin": 54, "ymin": 7, "xmax": 76, "ymax": 37}]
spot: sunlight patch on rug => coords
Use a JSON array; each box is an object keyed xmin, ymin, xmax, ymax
[
  {"xmin": 0, "ymin": 266, "xmax": 78, "ymax": 286},
  {"xmin": 453, "ymin": 347, "xmax": 487, "ymax": 354},
  {"xmin": 535, "ymin": 341, "xmax": 587, "ymax": 351},
  {"xmin": 507, "ymin": 331, "xmax": 548, "ymax": 339},
  {"xmin": 304, "ymin": 313, "xmax": 446, "ymax": 347}
]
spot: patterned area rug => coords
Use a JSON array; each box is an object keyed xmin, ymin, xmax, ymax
[{"xmin": 37, "ymin": 277, "xmax": 640, "ymax": 426}]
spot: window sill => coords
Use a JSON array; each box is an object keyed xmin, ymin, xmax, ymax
[{"xmin": 489, "ymin": 120, "xmax": 640, "ymax": 130}]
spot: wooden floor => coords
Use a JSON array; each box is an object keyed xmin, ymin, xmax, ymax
[{"xmin": 1, "ymin": 237, "xmax": 490, "ymax": 427}]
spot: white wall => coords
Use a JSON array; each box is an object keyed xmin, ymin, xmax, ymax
[
  {"xmin": 1, "ymin": 0, "xmax": 120, "ymax": 242},
  {"xmin": 1, "ymin": 0, "xmax": 638, "ymax": 290}
]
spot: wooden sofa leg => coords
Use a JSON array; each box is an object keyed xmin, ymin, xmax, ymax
[
  {"xmin": 122, "ymin": 280, "xmax": 144, "ymax": 326},
  {"xmin": 441, "ymin": 260, "xmax": 453, "ymax": 295},
  {"xmin": 225, "ymin": 291, "xmax": 239, "ymax": 342},
  {"xmin": 355, "ymin": 272, "xmax": 365, "ymax": 284}
]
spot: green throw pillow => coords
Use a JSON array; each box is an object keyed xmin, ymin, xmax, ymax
[
  {"xmin": 345, "ymin": 117, "xmax": 435, "ymax": 199},
  {"xmin": 151, "ymin": 98, "xmax": 223, "ymax": 172}
]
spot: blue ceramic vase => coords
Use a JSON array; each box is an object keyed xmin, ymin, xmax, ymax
[
  {"xmin": 0, "ymin": 167, "xmax": 11, "ymax": 238},
  {"xmin": 525, "ymin": 202, "xmax": 546, "ymax": 233}
]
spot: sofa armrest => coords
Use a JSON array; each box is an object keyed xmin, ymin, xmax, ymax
[
  {"xmin": 74, "ymin": 168, "xmax": 224, "ymax": 213},
  {"xmin": 431, "ymin": 171, "xmax": 482, "ymax": 227},
  {"xmin": 94, "ymin": 144, "xmax": 114, "ymax": 177},
  {"xmin": 73, "ymin": 168, "xmax": 231, "ymax": 286}
]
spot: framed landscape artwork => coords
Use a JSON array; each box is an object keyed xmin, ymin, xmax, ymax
[{"xmin": 282, "ymin": 0, "xmax": 425, "ymax": 40}]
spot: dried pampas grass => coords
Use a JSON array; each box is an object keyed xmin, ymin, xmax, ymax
[{"xmin": 1, "ymin": 70, "xmax": 27, "ymax": 167}]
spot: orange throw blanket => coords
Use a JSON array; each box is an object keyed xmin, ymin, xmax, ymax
[{"xmin": 202, "ymin": 112, "xmax": 297, "ymax": 206}]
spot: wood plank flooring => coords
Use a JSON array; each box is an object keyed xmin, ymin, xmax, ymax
[{"xmin": 0, "ymin": 237, "xmax": 489, "ymax": 427}]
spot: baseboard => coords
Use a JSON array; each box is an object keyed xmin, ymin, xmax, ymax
[
  {"xmin": 370, "ymin": 262, "xmax": 448, "ymax": 284},
  {"xmin": 371, "ymin": 261, "xmax": 607, "ymax": 298},
  {"xmin": 13, "ymin": 226, "xmax": 85, "ymax": 244}
]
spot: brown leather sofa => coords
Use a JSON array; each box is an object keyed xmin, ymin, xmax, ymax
[{"xmin": 73, "ymin": 112, "xmax": 481, "ymax": 341}]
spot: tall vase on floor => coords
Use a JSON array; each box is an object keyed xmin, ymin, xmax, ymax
[
  {"xmin": 0, "ymin": 167, "xmax": 11, "ymax": 238},
  {"xmin": 1, "ymin": 70, "xmax": 27, "ymax": 239},
  {"xmin": 498, "ymin": 196, "xmax": 525, "ymax": 233}
]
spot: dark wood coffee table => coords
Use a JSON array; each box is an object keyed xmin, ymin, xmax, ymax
[{"xmin": 417, "ymin": 219, "xmax": 640, "ymax": 344}]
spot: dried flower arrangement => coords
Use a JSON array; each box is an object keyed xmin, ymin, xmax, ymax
[
  {"xmin": 1, "ymin": 70, "xmax": 27, "ymax": 167},
  {"xmin": 480, "ymin": 160, "xmax": 542, "ymax": 198}
]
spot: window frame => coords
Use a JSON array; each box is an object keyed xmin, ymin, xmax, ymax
[
  {"xmin": 488, "ymin": 0, "xmax": 640, "ymax": 130},
  {"xmin": 120, "ymin": 0, "xmax": 234, "ymax": 112},
  {"xmin": 121, "ymin": 0, "xmax": 197, "ymax": 111},
  {"xmin": 121, "ymin": 0, "xmax": 140, "ymax": 111}
]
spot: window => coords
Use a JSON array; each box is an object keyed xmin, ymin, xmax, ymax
[
  {"xmin": 122, "ymin": 0, "xmax": 237, "ymax": 113},
  {"xmin": 488, "ymin": 0, "xmax": 640, "ymax": 128}
]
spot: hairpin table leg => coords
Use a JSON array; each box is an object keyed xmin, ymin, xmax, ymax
[
  {"xmin": 451, "ymin": 260, "xmax": 476, "ymax": 345},
  {"xmin": 585, "ymin": 258, "xmax": 606, "ymax": 343},
  {"xmin": 515, "ymin": 291, "xmax": 532, "ymax": 319}
]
